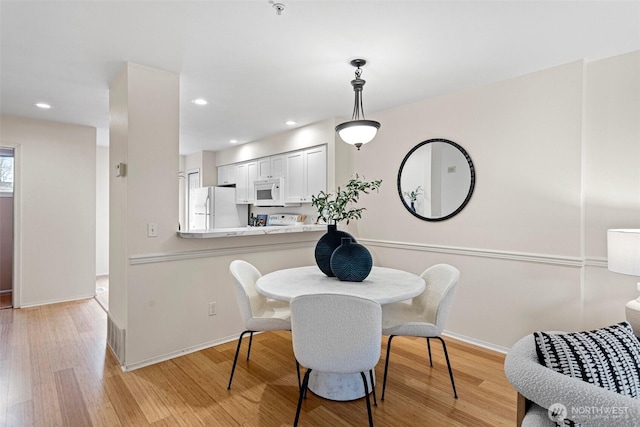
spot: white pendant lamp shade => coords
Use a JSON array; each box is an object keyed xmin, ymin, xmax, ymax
[
  {"xmin": 607, "ymin": 229, "xmax": 640, "ymax": 276},
  {"xmin": 335, "ymin": 59, "xmax": 380, "ymax": 150},
  {"xmin": 335, "ymin": 119, "xmax": 380, "ymax": 148}
]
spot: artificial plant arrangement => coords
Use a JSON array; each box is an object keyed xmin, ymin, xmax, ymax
[{"xmin": 311, "ymin": 174, "xmax": 383, "ymax": 225}]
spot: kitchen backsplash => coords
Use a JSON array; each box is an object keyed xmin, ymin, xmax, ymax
[{"xmin": 249, "ymin": 203, "xmax": 318, "ymax": 225}]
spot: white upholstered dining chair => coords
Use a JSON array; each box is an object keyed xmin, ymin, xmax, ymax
[
  {"xmin": 380, "ymin": 263, "xmax": 460, "ymax": 400},
  {"xmin": 227, "ymin": 260, "xmax": 293, "ymax": 389},
  {"xmin": 291, "ymin": 293, "xmax": 382, "ymax": 427}
]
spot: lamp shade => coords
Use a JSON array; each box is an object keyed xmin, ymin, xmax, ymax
[
  {"xmin": 335, "ymin": 119, "xmax": 380, "ymax": 147},
  {"xmin": 607, "ymin": 229, "xmax": 640, "ymax": 276}
]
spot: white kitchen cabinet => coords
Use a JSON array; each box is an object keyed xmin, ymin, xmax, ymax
[
  {"xmin": 284, "ymin": 145, "xmax": 326, "ymax": 203},
  {"xmin": 257, "ymin": 154, "xmax": 284, "ymax": 179},
  {"xmin": 235, "ymin": 161, "xmax": 257, "ymax": 204},
  {"xmin": 217, "ymin": 164, "xmax": 236, "ymax": 186},
  {"xmin": 247, "ymin": 162, "xmax": 257, "ymax": 203},
  {"xmin": 304, "ymin": 145, "xmax": 327, "ymax": 200},
  {"xmin": 284, "ymin": 151, "xmax": 304, "ymax": 203}
]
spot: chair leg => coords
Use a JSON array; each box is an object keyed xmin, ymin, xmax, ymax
[
  {"xmin": 360, "ymin": 372, "xmax": 374, "ymax": 427},
  {"xmin": 246, "ymin": 331, "xmax": 254, "ymax": 361},
  {"xmin": 294, "ymin": 369, "xmax": 312, "ymax": 427},
  {"xmin": 426, "ymin": 337, "xmax": 433, "ymax": 367},
  {"xmin": 295, "ymin": 363, "xmax": 308, "ymax": 399},
  {"xmin": 381, "ymin": 335, "xmax": 395, "ymax": 401},
  {"xmin": 432, "ymin": 336, "xmax": 458, "ymax": 398},
  {"xmin": 369, "ymin": 369, "xmax": 377, "ymax": 406},
  {"xmin": 227, "ymin": 330, "xmax": 252, "ymax": 389}
]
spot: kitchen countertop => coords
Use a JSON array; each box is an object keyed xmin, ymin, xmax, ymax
[{"xmin": 177, "ymin": 224, "xmax": 327, "ymax": 238}]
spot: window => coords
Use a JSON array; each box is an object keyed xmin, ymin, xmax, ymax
[{"xmin": 0, "ymin": 149, "xmax": 14, "ymax": 195}]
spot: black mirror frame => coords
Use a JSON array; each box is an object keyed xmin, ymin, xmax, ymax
[{"xmin": 397, "ymin": 138, "xmax": 475, "ymax": 222}]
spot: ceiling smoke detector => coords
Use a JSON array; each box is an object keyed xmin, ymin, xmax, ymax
[{"xmin": 270, "ymin": 1, "xmax": 285, "ymax": 15}]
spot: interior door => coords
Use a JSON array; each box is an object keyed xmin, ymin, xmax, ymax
[{"xmin": 0, "ymin": 147, "xmax": 14, "ymax": 309}]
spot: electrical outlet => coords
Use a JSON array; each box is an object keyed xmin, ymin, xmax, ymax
[
  {"xmin": 208, "ymin": 302, "xmax": 216, "ymax": 316},
  {"xmin": 147, "ymin": 223, "xmax": 158, "ymax": 237}
]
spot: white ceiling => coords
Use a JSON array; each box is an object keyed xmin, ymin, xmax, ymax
[{"xmin": 1, "ymin": 1, "xmax": 639, "ymax": 155}]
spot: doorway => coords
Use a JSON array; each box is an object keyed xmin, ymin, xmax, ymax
[
  {"xmin": 185, "ymin": 169, "xmax": 200, "ymax": 230},
  {"xmin": 95, "ymin": 146, "xmax": 110, "ymax": 311},
  {"xmin": 0, "ymin": 147, "xmax": 14, "ymax": 309}
]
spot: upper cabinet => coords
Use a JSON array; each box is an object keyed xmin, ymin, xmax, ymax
[
  {"xmin": 217, "ymin": 144, "xmax": 326, "ymax": 205},
  {"xmin": 284, "ymin": 145, "xmax": 327, "ymax": 204},
  {"xmin": 235, "ymin": 161, "xmax": 257, "ymax": 204},
  {"xmin": 304, "ymin": 146, "xmax": 327, "ymax": 201},
  {"xmin": 217, "ymin": 164, "xmax": 236, "ymax": 186},
  {"xmin": 257, "ymin": 154, "xmax": 284, "ymax": 180}
]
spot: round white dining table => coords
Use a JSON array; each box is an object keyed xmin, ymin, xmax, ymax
[{"xmin": 255, "ymin": 265, "xmax": 425, "ymax": 401}]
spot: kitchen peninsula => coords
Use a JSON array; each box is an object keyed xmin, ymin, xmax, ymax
[{"xmin": 178, "ymin": 224, "xmax": 326, "ymax": 238}]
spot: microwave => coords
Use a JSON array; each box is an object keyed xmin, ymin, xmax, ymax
[{"xmin": 254, "ymin": 177, "xmax": 286, "ymax": 206}]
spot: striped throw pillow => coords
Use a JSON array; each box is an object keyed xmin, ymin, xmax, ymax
[{"xmin": 534, "ymin": 322, "xmax": 640, "ymax": 398}]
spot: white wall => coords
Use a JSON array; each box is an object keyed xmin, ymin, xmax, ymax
[
  {"xmin": 96, "ymin": 146, "xmax": 109, "ymax": 275},
  {"xmin": 583, "ymin": 51, "xmax": 640, "ymax": 329},
  {"xmin": 351, "ymin": 51, "xmax": 640, "ymax": 348},
  {"xmin": 183, "ymin": 150, "xmax": 216, "ymax": 186},
  {"xmin": 109, "ymin": 63, "xmax": 181, "ymax": 356},
  {"xmin": 0, "ymin": 115, "xmax": 96, "ymax": 307}
]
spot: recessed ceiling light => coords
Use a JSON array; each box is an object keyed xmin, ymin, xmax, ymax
[
  {"xmin": 229, "ymin": 139, "xmax": 238, "ymax": 144},
  {"xmin": 285, "ymin": 120, "xmax": 297, "ymax": 126},
  {"xmin": 35, "ymin": 102, "xmax": 51, "ymax": 109},
  {"xmin": 192, "ymin": 98, "xmax": 208, "ymax": 106}
]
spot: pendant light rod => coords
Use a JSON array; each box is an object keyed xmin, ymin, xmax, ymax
[{"xmin": 350, "ymin": 59, "xmax": 366, "ymax": 121}]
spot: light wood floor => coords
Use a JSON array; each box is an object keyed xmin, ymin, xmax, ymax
[
  {"xmin": 0, "ymin": 293, "xmax": 11, "ymax": 310},
  {"xmin": 0, "ymin": 298, "xmax": 517, "ymax": 426}
]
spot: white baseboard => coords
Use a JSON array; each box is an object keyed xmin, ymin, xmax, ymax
[
  {"xmin": 442, "ymin": 330, "xmax": 509, "ymax": 354},
  {"xmin": 0, "ymin": 289, "xmax": 11, "ymax": 295},
  {"xmin": 122, "ymin": 332, "xmax": 246, "ymax": 372},
  {"xmin": 120, "ymin": 329, "xmax": 508, "ymax": 372},
  {"xmin": 19, "ymin": 293, "xmax": 96, "ymax": 308}
]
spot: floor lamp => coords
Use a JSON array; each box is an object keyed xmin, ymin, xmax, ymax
[{"xmin": 607, "ymin": 229, "xmax": 640, "ymax": 335}]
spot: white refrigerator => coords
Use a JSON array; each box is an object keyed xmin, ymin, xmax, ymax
[{"xmin": 189, "ymin": 187, "xmax": 248, "ymax": 230}]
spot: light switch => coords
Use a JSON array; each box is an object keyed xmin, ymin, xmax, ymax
[{"xmin": 147, "ymin": 223, "xmax": 158, "ymax": 237}]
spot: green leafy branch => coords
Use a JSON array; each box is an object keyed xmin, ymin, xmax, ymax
[
  {"xmin": 404, "ymin": 185, "xmax": 423, "ymax": 202},
  {"xmin": 311, "ymin": 174, "xmax": 382, "ymax": 225}
]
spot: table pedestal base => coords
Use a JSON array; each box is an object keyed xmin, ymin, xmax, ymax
[{"xmin": 308, "ymin": 371, "xmax": 375, "ymax": 401}]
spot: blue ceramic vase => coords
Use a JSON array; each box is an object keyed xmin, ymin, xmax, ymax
[
  {"xmin": 314, "ymin": 224, "xmax": 356, "ymax": 277},
  {"xmin": 330, "ymin": 237, "xmax": 373, "ymax": 282}
]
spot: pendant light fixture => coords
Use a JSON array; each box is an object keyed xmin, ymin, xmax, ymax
[{"xmin": 335, "ymin": 59, "xmax": 380, "ymax": 150}]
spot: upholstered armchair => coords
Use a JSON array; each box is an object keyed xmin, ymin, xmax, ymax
[{"xmin": 505, "ymin": 332, "xmax": 640, "ymax": 426}]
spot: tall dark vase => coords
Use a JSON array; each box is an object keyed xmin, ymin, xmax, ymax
[
  {"xmin": 330, "ymin": 237, "xmax": 373, "ymax": 282},
  {"xmin": 314, "ymin": 224, "xmax": 356, "ymax": 277}
]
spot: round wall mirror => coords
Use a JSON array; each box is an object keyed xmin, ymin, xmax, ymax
[{"xmin": 397, "ymin": 138, "xmax": 475, "ymax": 221}]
